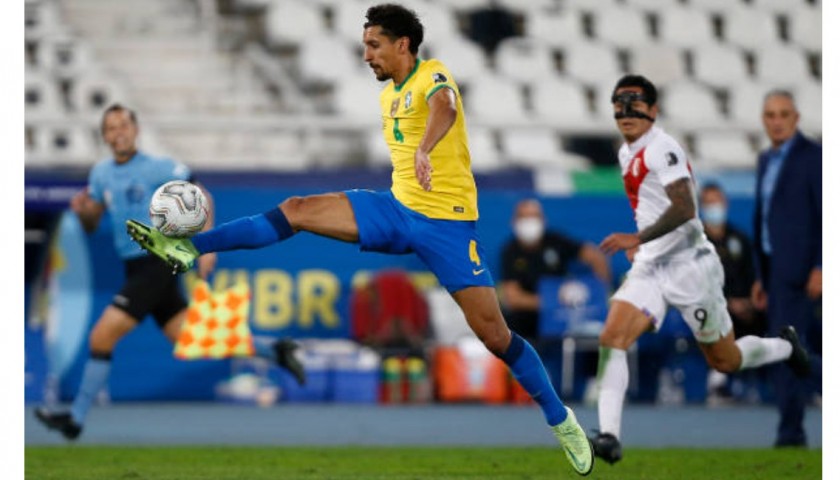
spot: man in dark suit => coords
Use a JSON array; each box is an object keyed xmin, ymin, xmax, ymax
[{"xmin": 751, "ymin": 89, "xmax": 822, "ymax": 447}]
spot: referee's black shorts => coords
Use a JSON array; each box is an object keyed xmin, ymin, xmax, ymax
[{"xmin": 111, "ymin": 255, "xmax": 188, "ymax": 328}]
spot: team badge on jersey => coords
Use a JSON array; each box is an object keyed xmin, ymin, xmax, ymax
[
  {"xmin": 390, "ymin": 97, "xmax": 400, "ymax": 117},
  {"xmin": 432, "ymin": 72, "xmax": 447, "ymax": 83},
  {"xmin": 404, "ymin": 91, "xmax": 413, "ymax": 109},
  {"xmin": 667, "ymin": 152, "xmax": 678, "ymax": 166}
]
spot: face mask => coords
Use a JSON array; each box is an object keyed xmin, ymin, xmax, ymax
[
  {"xmin": 514, "ymin": 218, "xmax": 545, "ymax": 244},
  {"xmin": 701, "ymin": 204, "xmax": 727, "ymax": 227}
]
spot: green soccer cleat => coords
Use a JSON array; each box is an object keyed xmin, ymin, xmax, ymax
[
  {"xmin": 126, "ymin": 219, "xmax": 199, "ymax": 273},
  {"xmin": 552, "ymin": 407, "xmax": 595, "ymax": 476}
]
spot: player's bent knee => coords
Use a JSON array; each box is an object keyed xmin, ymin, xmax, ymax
[
  {"xmin": 709, "ymin": 356, "xmax": 740, "ymax": 374},
  {"xmin": 599, "ymin": 328, "xmax": 633, "ymax": 350}
]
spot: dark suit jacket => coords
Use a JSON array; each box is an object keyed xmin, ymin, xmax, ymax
[{"xmin": 753, "ymin": 131, "xmax": 822, "ymax": 287}]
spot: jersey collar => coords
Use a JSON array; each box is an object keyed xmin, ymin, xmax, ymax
[{"xmin": 394, "ymin": 58, "xmax": 422, "ymax": 92}]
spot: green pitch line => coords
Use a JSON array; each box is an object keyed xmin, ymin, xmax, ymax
[{"xmin": 25, "ymin": 446, "xmax": 821, "ymax": 480}]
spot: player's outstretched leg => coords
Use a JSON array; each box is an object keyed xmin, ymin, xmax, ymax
[
  {"xmin": 500, "ymin": 332, "xmax": 594, "ymax": 475},
  {"xmin": 591, "ymin": 346, "xmax": 626, "ymax": 465},
  {"xmin": 779, "ymin": 325, "xmax": 811, "ymax": 377}
]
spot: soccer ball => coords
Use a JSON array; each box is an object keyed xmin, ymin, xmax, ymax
[{"xmin": 149, "ymin": 180, "xmax": 209, "ymax": 238}]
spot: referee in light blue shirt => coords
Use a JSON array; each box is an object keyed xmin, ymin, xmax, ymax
[{"xmin": 751, "ymin": 90, "xmax": 822, "ymax": 448}]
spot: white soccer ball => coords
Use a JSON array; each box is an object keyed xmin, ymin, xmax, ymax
[{"xmin": 149, "ymin": 180, "xmax": 209, "ymax": 238}]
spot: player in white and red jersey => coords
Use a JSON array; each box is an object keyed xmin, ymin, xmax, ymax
[{"xmin": 589, "ymin": 75, "xmax": 811, "ymax": 465}]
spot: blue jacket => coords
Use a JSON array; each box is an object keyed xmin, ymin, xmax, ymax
[{"xmin": 753, "ymin": 131, "xmax": 822, "ymax": 286}]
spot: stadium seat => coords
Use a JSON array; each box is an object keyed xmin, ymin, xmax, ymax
[
  {"xmin": 332, "ymin": 74, "xmax": 386, "ymax": 121},
  {"xmin": 562, "ymin": 42, "xmax": 622, "ymax": 87},
  {"xmin": 623, "ymin": 0, "xmax": 681, "ymax": 10},
  {"xmin": 463, "ymin": 75, "xmax": 527, "ymax": 123},
  {"xmin": 563, "ymin": 0, "xmax": 618, "ymax": 9},
  {"xmin": 524, "ymin": 8, "xmax": 586, "ymax": 48},
  {"xmin": 70, "ymin": 73, "xmax": 131, "ymax": 118},
  {"xmin": 627, "ymin": 44, "xmax": 685, "ymax": 87},
  {"xmin": 753, "ymin": 45, "xmax": 812, "ymax": 88},
  {"xmin": 591, "ymin": 7, "xmax": 653, "ymax": 48},
  {"xmin": 264, "ymin": 0, "xmax": 326, "ymax": 48},
  {"xmin": 657, "ymin": 7, "xmax": 716, "ymax": 49},
  {"xmin": 796, "ymin": 81, "xmax": 822, "ymax": 133},
  {"xmin": 39, "ymin": 33, "xmax": 97, "ymax": 79},
  {"xmin": 530, "ymin": 78, "xmax": 593, "ymax": 127},
  {"xmin": 298, "ymin": 35, "xmax": 363, "ymax": 86},
  {"xmin": 434, "ymin": 0, "xmax": 488, "ymax": 11},
  {"xmin": 752, "ymin": 0, "xmax": 810, "ymax": 14},
  {"xmin": 424, "ymin": 37, "xmax": 490, "ymax": 85},
  {"xmin": 331, "ymin": 0, "xmax": 374, "ymax": 44},
  {"xmin": 401, "ymin": 0, "xmax": 461, "ymax": 43},
  {"xmin": 728, "ymin": 81, "xmax": 776, "ymax": 129},
  {"xmin": 365, "ymin": 127, "xmax": 391, "ymax": 168},
  {"xmin": 499, "ymin": 128, "xmax": 560, "ymax": 169},
  {"xmin": 694, "ymin": 131, "xmax": 757, "ymax": 170},
  {"xmin": 466, "ymin": 126, "xmax": 506, "ymax": 172},
  {"xmin": 684, "ymin": 0, "xmax": 746, "ymax": 14},
  {"xmin": 25, "ymin": 0, "xmax": 62, "ymax": 42},
  {"xmin": 494, "ymin": 37, "xmax": 557, "ymax": 84},
  {"xmin": 723, "ymin": 6, "xmax": 783, "ymax": 51},
  {"xmin": 691, "ymin": 43, "xmax": 751, "ymax": 90},
  {"xmin": 789, "ymin": 6, "xmax": 822, "ymax": 52},
  {"xmin": 25, "ymin": 69, "xmax": 65, "ymax": 122},
  {"xmin": 35, "ymin": 126, "xmax": 99, "ymax": 166},
  {"xmin": 659, "ymin": 81, "xmax": 723, "ymax": 129}
]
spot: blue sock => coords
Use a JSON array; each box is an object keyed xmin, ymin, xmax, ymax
[
  {"xmin": 70, "ymin": 353, "xmax": 112, "ymax": 425},
  {"xmin": 499, "ymin": 332, "xmax": 568, "ymax": 426},
  {"xmin": 191, "ymin": 208, "xmax": 293, "ymax": 255}
]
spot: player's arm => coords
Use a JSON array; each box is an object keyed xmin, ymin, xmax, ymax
[
  {"xmin": 192, "ymin": 179, "xmax": 217, "ymax": 280},
  {"xmin": 578, "ymin": 243, "xmax": 612, "ymax": 286},
  {"xmin": 414, "ymin": 87, "xmax": 457, "ymax": 191},
  {"xmin": 69, "ymin": 188, "xmax": 105, "ymax": 233},
  {"xmin": 600, "ymin": 177, "xmax": 695, "ymax": 254}
]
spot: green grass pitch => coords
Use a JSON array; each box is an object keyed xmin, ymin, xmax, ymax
[{"xmin": 25, "ymin": 446, "xmax": 821, "ymax": 479}]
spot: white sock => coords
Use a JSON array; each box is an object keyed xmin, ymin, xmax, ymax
[
  {"xmin": 597, "ymin": 347, "xmax": 628, "ymax": 439},
  {"xmin": 736, "ymin": 335, "xmax": 792, "ymax": 370}
]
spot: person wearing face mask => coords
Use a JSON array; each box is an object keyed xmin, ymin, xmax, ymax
[
  {"xmin": 500, "ymin": 198, "xmax": 611, "ymax": 342},
  {"xmin": 699, "ymin": 183, "xmax": 765, "ymax": 404}
]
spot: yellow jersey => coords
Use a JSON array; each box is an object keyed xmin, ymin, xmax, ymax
[{"xmin": 378, "ymin": 58, "xmax": 478, "ymax": 220}]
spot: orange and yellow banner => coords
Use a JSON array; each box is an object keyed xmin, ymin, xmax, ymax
[{"xmin": 174, "ymin": 279, "xmax": 255, "ymax": 359}]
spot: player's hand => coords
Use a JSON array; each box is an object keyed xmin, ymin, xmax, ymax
[
  {"xmin": 751, "ymin": 280, "xmax": 767, "ymax": 311},
  {"xmin": 197, "ymin": 252, "xmax": 217, "ymax": 280},
  {"xmin": 806, "ymin": 267, "xmax": 822, "ymax": 299},
  {"xmin": 70, "ymin": 188, "xmax": 95, "ymax": 215},
  {"xmin": 600, "ymin": 233, "xmax": 640, "ymax": 255},
  {"xmin": 414, "ymin": 150, "xmax": 433, "ymax": 191},
  {"xmin": 625, "ymin": 245, "xmax": 639, "ymax": 262}
]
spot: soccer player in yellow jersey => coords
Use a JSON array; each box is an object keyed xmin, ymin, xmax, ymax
[{"xmin": 127, "ymin": 4, "xmax": 593, "ymax": 474}]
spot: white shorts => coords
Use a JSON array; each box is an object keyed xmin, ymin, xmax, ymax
[{"xmin": 612, "ymin": 247, "xmax": 733, "ymax": 344}]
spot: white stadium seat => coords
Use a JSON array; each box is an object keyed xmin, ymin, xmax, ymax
[
  {"xmin": 524, "ymin": 8, "xmax": 587, "ymax": 48},
  {"xmin": 264, "ymin": 0, "xmax": 326, "ymax": 48},
  {"xmin": 728, "ymin": 81, "xmax": 776, "ymax": 129},
  {"xmin": 723, "ymin": 6, "xmax": 783, "ymax": 51},
  {"xmin": 25, "ymin": 69, "xmax": 65, "ymax": 121},
  {"xmin": 694, "ymin": 131, "xmax": 757, "ymax": 170},
  {"xmin": 789, "ymin": 6, "xmax": 822, "ymax": 52},
  {"xmin": 464, "ymin": 75, "xmax": 527, "ymax": 122},
  {"xmin": 691, "ymin": 43, "xmax": 750, "ymax": 90},
  {"xmin": 466, "ymin": 127, "xmax": 506, "ymax": 172},
  {"xmin": 591, "ymin": 7, "xmax": 653, "ymax": 48},
  {"xmin": 628, "ymin": 44, "xmax": 685, "ymax": 87},
  {"xmin": 332, "ymin": 74, "xmax": 386, "ymax": 120},
  {"xmin": 530, "ymin": 78, "xmax": 593, "ymax": 126},
  {"xmin": 752, "ymin": 0, "xmax": 810, "ymax": 15},
  {"xmin": 70, "ymin": 73, "xmax": 132, "ymax": 118},
  {"xmin": 425, "ymin": 37, "xmax": 490, "ymax": 85},
  {"xmin": 624, "ymin": 0, "xmax": 681, "ymax": 10},
  {"xmin": 753, "ymin": 45, "xmax": 812, "ymax": 88},
  {"xmin": 659, "ymin": 81, "xmax": 723, "ymax": 128},
  {"xmin": 365, "ymin": 127, "xmax": 391, "ymax": 168},
  {"xmin": 657, "ymin": 7, "xmax": 716, "ymax": 49},
  {"xmin": 796, "ymin": 82, "xmax": 822, "ymax": 133},
  {"xmin": 562, "ymin": 42, "xmax": 622, "ymax": 86},
  {"xmin": 332, "ymin": 0, "xmax": 372, "ymax": 44},
  {"xmin": 499, "ymin": 128, "xmax": 562, "ymax": 168},
  {"xmin": 494, "ymin": 37, "xmax": 557, "ymax": 84},
  {"xmin": 684, "ymin": 0, "xmax": 746, "ymax": 14},
  {"xmin": 298, "ymin": 35, "xmax": 363, "ymax": 85}
]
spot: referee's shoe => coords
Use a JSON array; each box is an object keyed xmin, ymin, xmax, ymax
[{"xmin": 34, "ymin": 407, "xmax": 82, "ymax": 440}]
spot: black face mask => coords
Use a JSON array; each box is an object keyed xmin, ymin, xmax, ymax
[{"xmin": 611, "ymin": 91, "xmax": 655, "ymax": 122}]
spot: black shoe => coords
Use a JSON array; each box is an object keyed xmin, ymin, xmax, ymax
[
  {"xmin": 34, "ymin": 407, "xmax": 82, "ymax": 440},
  {"xmin": 274, "ymin": 338, "xmax": 306, "ymax": 386},
  {"xmin": 774, "ymin": 437, "xmax": 807, "ymax": 448},
  {"xmin": 590, "ymin": 431, "xmax": 622, "ymax": 465},
  {"xmin": 780, "ymin": 326, "xmax": 811, "ymax": 378}
]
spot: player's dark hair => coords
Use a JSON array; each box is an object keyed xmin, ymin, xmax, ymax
[
  {"xmin": 612, "ymin": 75, "xmax": 658, "ymax": 106},
  {"xmin": 101, "ymin": 103, "xmax": 138, "ymax": 133},
  {"xmin": 700, "ymin": 182, "xmax": 724, "ymax": 195},
  {"xmin": 364, "ymin": 4, "xmax": 424, "ymax": 55}
]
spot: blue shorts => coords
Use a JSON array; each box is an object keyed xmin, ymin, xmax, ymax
[{"xmin": 345, "ymin": 189, "xmax": 494, "ymax": 293}]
